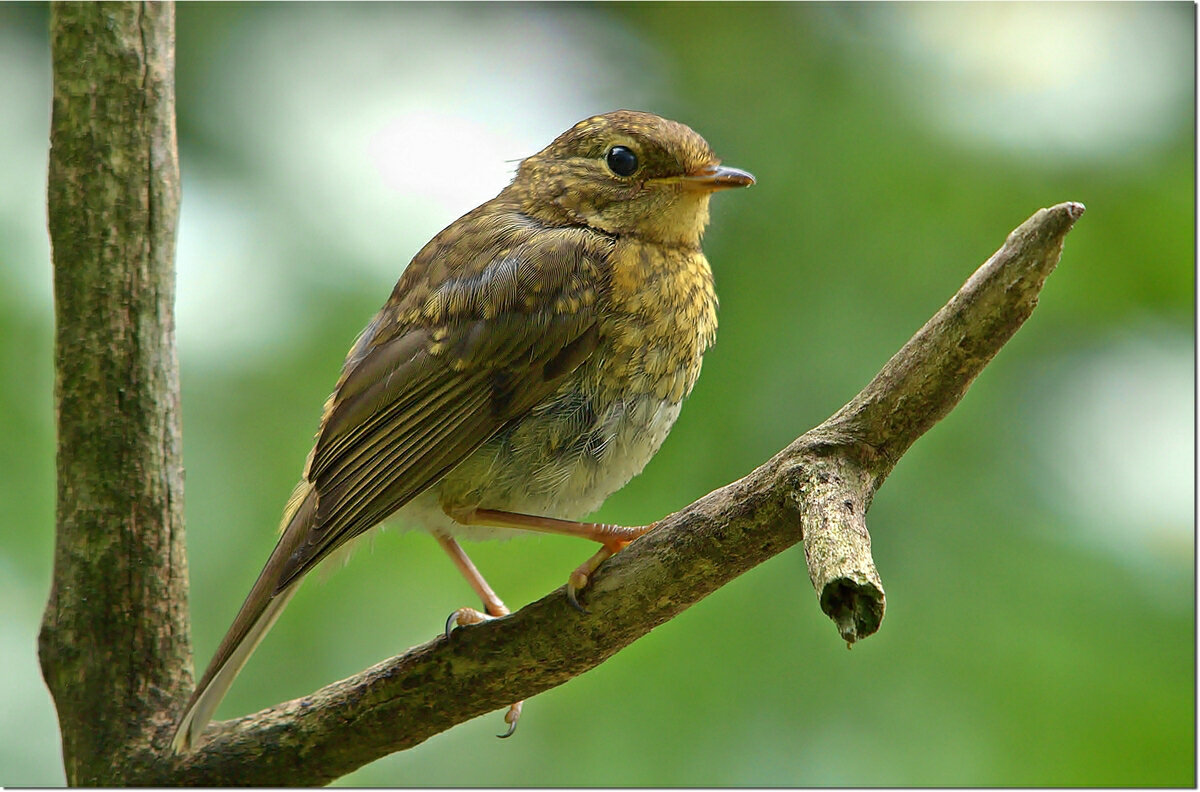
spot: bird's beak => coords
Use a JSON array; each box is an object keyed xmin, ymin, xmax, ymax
[{"xmin": 680, "ymin": 162, "xmax": 756, "ymax": 192}]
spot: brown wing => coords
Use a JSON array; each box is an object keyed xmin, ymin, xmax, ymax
[{"xmin": 273, "ymin": 221, "xmax": 611, "ymax": 591}]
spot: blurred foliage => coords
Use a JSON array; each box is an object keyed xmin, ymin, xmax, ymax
[{"xmin": 1, "ymin": 2, "xmax": 1193, "ymax": 786}]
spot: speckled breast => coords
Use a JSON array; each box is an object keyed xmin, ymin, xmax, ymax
[{"xmin": 413, "ymin": 237, "xmax": 718, "ymax": 540}]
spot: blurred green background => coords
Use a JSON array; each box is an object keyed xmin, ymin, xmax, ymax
[{"xmin": 2, "ymin": 2, "xmax": 1193, "ymax": 786}]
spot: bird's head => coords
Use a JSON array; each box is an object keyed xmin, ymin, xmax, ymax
[{"xmin": 509, "ymin": 110, "xmax": 754, "ymax": 247}]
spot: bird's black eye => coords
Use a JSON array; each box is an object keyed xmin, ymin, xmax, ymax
[{"xmin": 605, "ymin": 145, "xmax": 638, "ymax": 177}]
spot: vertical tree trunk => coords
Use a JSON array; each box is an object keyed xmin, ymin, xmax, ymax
[{"xmin": 40, "ymin": 2, "xmax": 188, "ymax": 784}]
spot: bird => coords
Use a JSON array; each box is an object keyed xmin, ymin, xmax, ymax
[{"xmin": 170, "ymin": 109, "xmax": 754, "ymax": 753}]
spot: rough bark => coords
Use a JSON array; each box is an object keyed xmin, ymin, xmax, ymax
[
  {"xmin": 40, "ymin": 2, "xmax": 189, "ymax": 786},
  {"xmin": 37, "ymin": 2, "xmax": 1086, "ymax": 785}
]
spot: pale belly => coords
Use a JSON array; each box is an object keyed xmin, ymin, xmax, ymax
[{"xmin": 399, "ymin": 391, "xmax": 683, "ymax": 542}]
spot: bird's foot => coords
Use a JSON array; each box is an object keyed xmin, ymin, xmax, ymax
[
  {"xmin": 444, "ymin": 606, "xmax": 502, "ymax": 638},
  {"xmin": 498, "ymin": 700, "xmax": 523, "ymax": 738},
  {"xmin": 442, "ymin": 608, "xmax": 524, "ymax": 738},
  {"xmin": 566, "ymin": 537, "xmax": 636, "ymax": 613}
]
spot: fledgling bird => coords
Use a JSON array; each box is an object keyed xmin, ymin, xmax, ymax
[{"xmin": 171, "ymin": 109, "xmax": 754, "ymax": 752}]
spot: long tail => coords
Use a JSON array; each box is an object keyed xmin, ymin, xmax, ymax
[{"xmin": 171, "ymin": 483, "xmax": 318, "ymax": 753}]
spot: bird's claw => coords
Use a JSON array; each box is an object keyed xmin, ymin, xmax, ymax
[
  {"xmin": 565, "ymin": 540, "xmax": 629, "ymax": 614},
  {"xmin": 444, "ymin": 606, "xmax": 495, "ymax": 639},
  {"xmin": 497, "ymin": 701, "xmax": 523, "ymax": 738},
  {"xmin": 566, "ymin": 571, "xmax": 590, "ymax": 614}
]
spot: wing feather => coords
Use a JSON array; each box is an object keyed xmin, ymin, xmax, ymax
[
  {"xmin": 313, "ymin": 366, "xmax": 486, "ymax": 493},
  {"xmin": 322, "ymin": 382, "xmax": 490, "ymax": 533},
  {"xmin": 320, "ymin": 388, "xmax": 494, "ymax": 544},
  {"xmin": 273, "ymin": 226, "xmax": 609, "ymax": 589}
]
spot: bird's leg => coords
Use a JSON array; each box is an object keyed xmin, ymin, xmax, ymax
[
  {"xmin": 434, "ymin": 532, "xmax": 523, "ymax": 738},
  {"xmin": 436, "ymin": 532, "xmax": 509, "ymax": 625},
  {"xmin": 447, "ymin": 508, "xmax": 653, "ymax": 611}
]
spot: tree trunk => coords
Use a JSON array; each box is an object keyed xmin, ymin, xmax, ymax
[{"xmin": 40, "ymin": 2, "xmax": 189, "ymax": 785}]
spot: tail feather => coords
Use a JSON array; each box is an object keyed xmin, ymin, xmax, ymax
[
  {"xmin": 170, "ymin": 584, "xmax": 298, "ymax": 752},
  {"xmin": 171, "ymin": 483, "xmax": 317, "ymax": 753}
]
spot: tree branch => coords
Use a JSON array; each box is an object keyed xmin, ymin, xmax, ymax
[
  {"xmin": 799, "ymin": 201, "xmax": 1085, "ymax": 639},
  {"xmin": 151, "ymin": 202, "xmax": 1083, "ymax": 785}
]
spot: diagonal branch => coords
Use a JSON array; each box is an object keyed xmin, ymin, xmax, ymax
[
  {"xmin": 798, "ymin": 201, "xmax": 1085, "ymax": 641},
  {"xmin": 153, "ymin": 202, "xmax": 1085, "ymax": 786},
  {"xmin": 820, "ymin": 201, "xmax": 1085, "ymax": 470}
]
